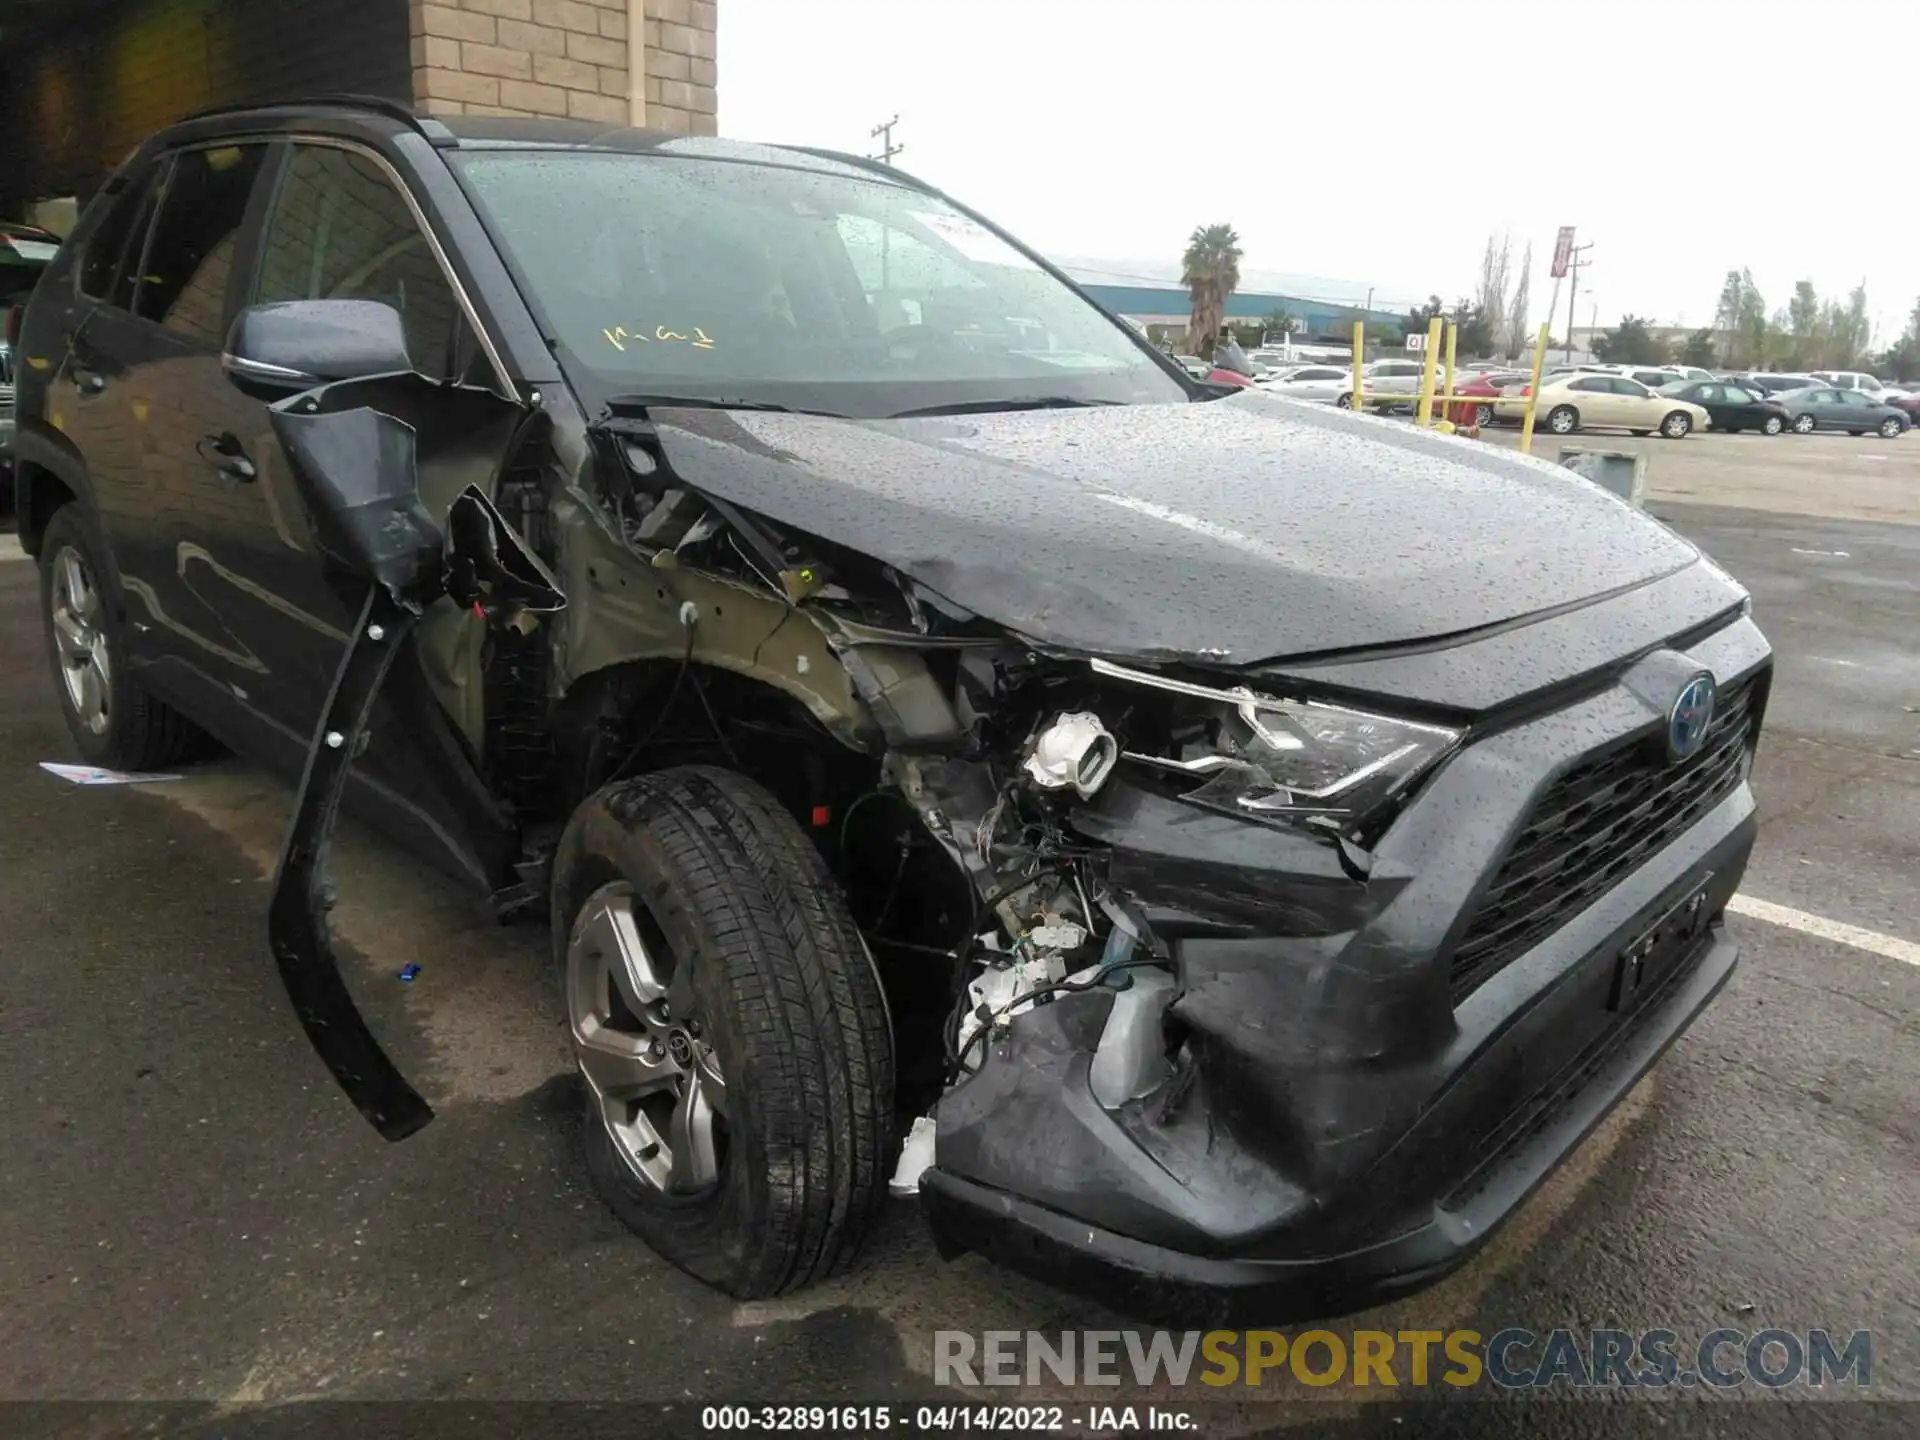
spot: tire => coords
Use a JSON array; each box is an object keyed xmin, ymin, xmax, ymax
[
  {"xmin": 38, "ymin": 505, "xmax": 211, "ymax": 771},
  {"xmin": 1792, "ymin": 413, "xmax": 1816, "ymax": 434},
  {"xmin": 550, "ymin": 766, "xmax": 895, "ymax": 1298},
  {"xmin": 1762, "ymin": 415, "xmax": 1784, "ymax": 436},
  {"xmin": 1547, "ymin": 405, "xmax": 1579, "ymax": 435},
  {"xmin": 1474, "ymin": 403, "xmax": 1494, "ymax": 428},
  {"xmin": 1660, "ymin": 411, "xmax": 1693, "ymax": 439},
  {"xmin": 1879, "ymin": 417, "xmax": 1905, "ymax": 438},
  {"xmin": 1335, "ymin": 392, "xmax": 1353, "ymax": 409}
]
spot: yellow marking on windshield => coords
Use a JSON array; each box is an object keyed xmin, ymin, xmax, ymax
[{"xmin": 602, "ymin": 324, "xmax": 717, "ymax": 351}]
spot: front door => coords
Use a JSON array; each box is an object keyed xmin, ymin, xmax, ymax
[{"xmin": 216, "ymin": 138, "xmax": 492, "ymax": 741}]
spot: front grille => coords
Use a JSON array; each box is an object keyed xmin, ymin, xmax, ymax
[{"xmin": 1448, "ymin": 671, "xmax": 1761, "ymax": 1002}]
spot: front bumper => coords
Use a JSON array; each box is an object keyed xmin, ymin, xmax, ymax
[{"xmin": 920, "ymin": 617, "xmax": 1769, "ymax": 1323}]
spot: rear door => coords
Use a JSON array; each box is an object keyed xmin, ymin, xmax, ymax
[{"xmin": 50, "ymin": 144, "xmax": 278, "ymax": 700}]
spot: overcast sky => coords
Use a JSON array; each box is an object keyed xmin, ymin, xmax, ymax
[{"xmin": 719, "ymin": 0, "xmax": 1916, "ymax": 343}]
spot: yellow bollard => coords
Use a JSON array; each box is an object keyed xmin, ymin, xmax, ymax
[
  {"xmin": 1414, "ymin": 316, "xmax": 1442, "ymax": 427},
  {"xmin": 1351, "ymin": 320, "xmax": 1365, "ymax": 414},
  {"xmin": 1518, "ymin": 322, "xmax": 1551, "ymax": 455},
  {"xmin": 1441, "ymin": 320, "xmax": 1458, "ymax": 430}
]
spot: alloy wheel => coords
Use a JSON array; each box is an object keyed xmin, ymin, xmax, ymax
[
  {"xmin": 1880, "ymin": 418, "xmax": 1902, "ymax": 438},
  {"xmin": 1793, "ymin": 414, "xmax": 1816, "ymax": 433},
  {"xmin": 1549, "ymin": 408, "xmax": 1576, "ymax": 434},
  {"xmin": 566, "ymin": 881, "xmax": 728, "ymax": 1194},
  {"xmin": 1763, "ymin": 416, "xmax": 1784, "ymax": 435},
  {"xmin": 1663, "ymin": 413, "xmax": 1691, "ymax": 438},
  {"xmin": 50, "ymin": 546, "xmax": 111, "ymax": 736}
]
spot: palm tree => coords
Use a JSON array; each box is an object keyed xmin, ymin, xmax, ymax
[{"xmin": 1182, "ymin": 223, "xmax": 1242, "ymax": 359}]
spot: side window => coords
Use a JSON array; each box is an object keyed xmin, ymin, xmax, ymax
[
  {"xmin": 79, "ymin": 167, "xmax": 160, "ymax": 302},
  {"xmin": 1693, "ymin": 385, "xmax": 1721, "ymax": 403},
  {"xmin": 1568, "ymin": 377, "xmax": 1604, "ymax": 392},
  {"xmin": 136, "ymin": 144, "xmax": 270, "ymax": 343},
  {"xmin": 255, "ymin": 145, "xmax": 465, "ymax": 380},
  {"xmin": 1613, "ymin": 378, "xmax": 1651, "ymax": 397}
]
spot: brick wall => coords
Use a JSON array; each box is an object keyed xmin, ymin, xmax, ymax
[{"xmin": 409, "ymin": 1, "xmax": 715, "ymax": 134}]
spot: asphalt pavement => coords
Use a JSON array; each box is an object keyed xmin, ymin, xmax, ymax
[{"xmin": 2, "ymin": 437, "xmax": 1916, "ymax": 1436}]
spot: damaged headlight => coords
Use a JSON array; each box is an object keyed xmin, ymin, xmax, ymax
[{"xmin": 1092, "ymin": 658, "xmax": 1461, "ymax": 822}]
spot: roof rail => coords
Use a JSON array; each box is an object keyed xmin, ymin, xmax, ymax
[
  {"xmin": 786, "ymin": 145, "xmax": 935, "ymax": 192},
  {"xmin": 175, "ymin": 93, "xmax": 458, "ymax": 147}
]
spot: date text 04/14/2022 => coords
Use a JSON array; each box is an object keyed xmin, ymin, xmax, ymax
[{"xmin": 698, "ymin": 1404, "xmax": 1198, "ymax": 1431}]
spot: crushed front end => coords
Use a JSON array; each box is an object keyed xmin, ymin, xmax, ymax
[{"xmin": 899, "ymin": 607, "xmax": 1771, "ymax": 1323}]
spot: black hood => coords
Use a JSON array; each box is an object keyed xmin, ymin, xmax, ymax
[{"xmin": 646, "ymin": 393, "xmax": 1699, "ymax": 664}]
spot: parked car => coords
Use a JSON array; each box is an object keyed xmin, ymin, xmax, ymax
[
  {"xmin": 1774, "ymin": 385, "xmax": 1911, "ymax": 436},
  {"xmin": 1339, "ymin": 357, "xmax": 1427, "ymax": 411},
  {"xmin": 1729, "ymin": 372, "xmax": 1820, "ymax": 396},
  {"xmin": 1498, "ymin": 373, "xmax": 1710, "ymax": 437},
  {"xmin": 1445, "ymin": 370, "xmax": 1528, "ymax": 428},
  {"xmin": 1259, "ymin": 363, "xmax": 1351, "ymax": 402},
  {"xmin": 1656, "ymin": 380, "xmax": 1790, "ymax": 435},
  {"xmin": 2, "ymin": 224, "xmax": 60, "ymax": 516},
  {"xmin": 1808, "ymin": 370, "xmax": 1891, "ymax": 398},
  {"xmin": 1173, "ymin": 353, "xmax": 1210, "ymax": 378},
  {"xmin": 12, "ymin": 98, "xmax": 1772, "ymax": 1321}
]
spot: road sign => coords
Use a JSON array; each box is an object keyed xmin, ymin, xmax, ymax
[
  {"xmin": 1550, "ymin": 226, "xmax": 1575, "ymax": 279},
  {"xmin": 1405, "ymin": 333, "xmax": 1426, "ymax": 352}
]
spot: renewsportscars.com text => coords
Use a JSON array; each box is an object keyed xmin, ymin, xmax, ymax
[{"xmin": 933, "ymin": 1328, "xmax": 1872, "ymax": 1390}]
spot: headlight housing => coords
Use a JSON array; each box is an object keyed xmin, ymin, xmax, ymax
[{"xmin": 1091, "ymin": 659, "xmax": 1462, "ymax": 826}]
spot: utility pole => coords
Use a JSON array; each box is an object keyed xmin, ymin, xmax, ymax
[
  {"xmin": 1564, "ymin": 242, "xmax": 1593, "ymax": 361},
  {"xmin": 869, "ymin": 115, "xmax": 904, "ymax": 165}
]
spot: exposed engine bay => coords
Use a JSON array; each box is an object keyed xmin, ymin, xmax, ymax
[{"xmin": 585, "ymin": 411, "xmax": 1467, "ymax": 1145}]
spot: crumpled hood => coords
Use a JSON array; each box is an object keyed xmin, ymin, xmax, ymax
[{"xmin": 647, "ymin": 392, "xmax": 1699, "ymax": 663}]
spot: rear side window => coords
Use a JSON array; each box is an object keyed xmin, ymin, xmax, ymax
[
  {"xmin": 136, "ymin": 143, "xmax": 269, "ymax": 343},
  {"xmin": 254, "ymin": 145, "xmax": 464, "ymax": 381}
]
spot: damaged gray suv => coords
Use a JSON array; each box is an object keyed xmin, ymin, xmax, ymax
[{"xmin": 11, "ymin": 99, "xmax": 1771, "ymax": 1320}]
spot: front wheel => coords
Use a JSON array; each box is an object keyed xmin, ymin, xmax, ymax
[
  {"xmin": 1660, "ymin": 411, "xmax": 1693, "ymax": 439},
  {"xmin": 1762, "ymin": 415, "xmax": 1785, "ymax": 435},
  {"xmin": 551, "ymin": 766, "xmax": 895, "ymax": 1298},
  {"xmin": 1335, "ymin": 392, "xmax": 1353, "ymax": 409},
  {"xmin": 1880, "ymin": 417, "xmax": 1906, "ymax": 438},
  {"xmin": 1792, "ymin": 413, "xmax": 1817, "ymax": 434},
  {"xmin": 1547, "ymin": 405, "xmax": 1579, "ymax": 435},
  {"xmin": 1474, "ymin": 403, "xmax": 1495, "ymax": 428}
]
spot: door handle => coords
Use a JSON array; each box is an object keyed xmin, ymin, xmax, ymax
[
  {"xmin": 197, "ymin": 432, "xmax": 258, "ymax": 483},
  {"xmin": 70, "ymin": 367, "xmax": 107, "ymax": 395}
]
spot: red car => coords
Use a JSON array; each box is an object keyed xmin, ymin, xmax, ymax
[{"xmin": 1443, "ymin": 370, "xmax": 1528, "ymax": 428}]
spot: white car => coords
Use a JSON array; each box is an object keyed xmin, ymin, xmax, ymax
[
  {"xmin": 1497, "ymin": 372, "xmax": 1711, "ymax": 437},
  {"xmin": 1260, "ymin": 364, "xmax": 1352, "ymax": 402},
  {"xmin": 1810, "ymin": 370, "xmax": 1902, "ymax": 401}
]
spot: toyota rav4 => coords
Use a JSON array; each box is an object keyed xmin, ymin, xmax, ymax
[{"xmin": 10, "ymin": 98, "xmax": 1771, "ymax": 1321}]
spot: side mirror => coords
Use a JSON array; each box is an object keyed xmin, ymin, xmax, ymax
[{"xmin": 224, "ymin": 300, "xmax": 413, "ymax": 393}]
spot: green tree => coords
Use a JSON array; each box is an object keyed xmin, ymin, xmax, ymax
[
  {"xmin": 1872, "ymin": 296, "xmax": 1920, "ymax": 382},
  {"xmin": 1736, "ymin": 274, "xmax": 1769, "ymax": 368},
  {"xmin": 1449, "ymin": 299, "xmax": 1496, "ymax": 359},
  {"xmin": 1261, "ymin": 308, "xmax": 1301, "ymax": 340},
  {"xmin": 1787, "ymin": 280, "xmax": 1820, "ymax": 367},
  {"xmin": 1181, "ymin": 223, "xmax": 1242, "ymax": 359},
  {"xmin": 1591, "ymin": 315, "xmax": 1668, "ymax": 365},
  {"xmin": 1680, "ymin": 329, "xmax": 1720, "ymax": 367}
]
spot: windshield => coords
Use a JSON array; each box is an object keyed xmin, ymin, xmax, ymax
[{"xmin": 454, "ymin": 150, "xmax": 1186, "ymax": 417}]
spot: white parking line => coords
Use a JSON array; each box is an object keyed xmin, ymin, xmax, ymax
[{"xmin": 1730, "ymin": 894, "xmax": 1920, "ymax": 967}]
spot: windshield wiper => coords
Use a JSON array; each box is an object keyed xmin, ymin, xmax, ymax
[
  {"xmin": 887, "ymin": 396, "xmax": 1122, "ymax": 418},
  {"xmin": 602, "ymin": 394, "xmax": 850, "ymax": 418}
]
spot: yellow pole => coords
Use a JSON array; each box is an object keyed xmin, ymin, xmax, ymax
[
  {"xmin": 1441, "ymin": 320, "xmax": 1458, "ymax": 428},
  {"xmin": 1351, "ymin": 320, "xmax": 1365, "ymax": 414},
  {"xmin": 1519, "ymin": 321, "xmax": 1551, "ymax": 454},
  {"xmin": 1414, "ymin": 315, "xmax": 1442, "ymax": 427}
]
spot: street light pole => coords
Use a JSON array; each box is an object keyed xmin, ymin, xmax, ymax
[{"xmin": 1564, "ymin": 243, "xmax": 1593, "ymax": 361}]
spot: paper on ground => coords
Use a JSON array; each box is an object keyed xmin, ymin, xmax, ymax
[{"xmin": 39, "ymin": 761, "xmax": 183, "ymax": 786}]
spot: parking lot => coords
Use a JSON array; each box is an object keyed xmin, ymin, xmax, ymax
[{"xmin": 2, "ymin": 428, "xmax": 1916, "ymax": 1434}]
